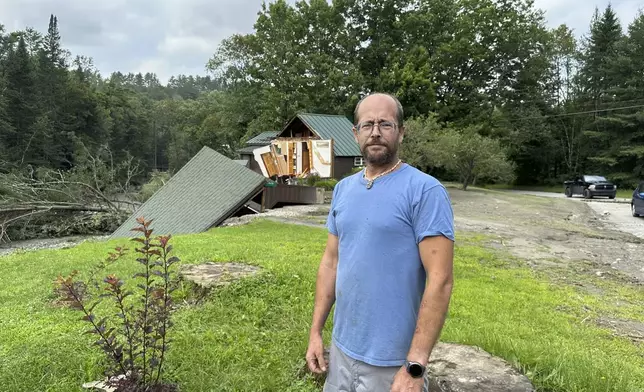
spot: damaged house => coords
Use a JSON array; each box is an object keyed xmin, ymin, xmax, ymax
[{"xmin": 238, "ymin": 113, "xmax": 363, "ymax": 180}]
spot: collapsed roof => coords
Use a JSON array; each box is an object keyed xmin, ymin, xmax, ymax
[{"xmin": 110, "ymin": 146, "xmax": 267, "ymax": 239}]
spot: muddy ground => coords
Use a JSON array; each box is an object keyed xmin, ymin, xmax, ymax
[
  {"xmin": 449, "ymin": 187, "xmax": 644, "ymax": 284},
  {"xmin": 449, "ymin": 187, "xmax": 643, "ymax": 344}
]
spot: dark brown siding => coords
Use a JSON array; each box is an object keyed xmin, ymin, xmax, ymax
[
  {"xmin": 263, "ymin": 184, "xmax": 324, "ymax": 209},
  {"xmin": 334, "ymin": 157, "xmax": 357, "ymax": 179}
]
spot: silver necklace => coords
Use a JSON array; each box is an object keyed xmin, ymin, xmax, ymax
[{"xmin": 363, "ymin": 160, "xmax": 402, "ymax": 189}]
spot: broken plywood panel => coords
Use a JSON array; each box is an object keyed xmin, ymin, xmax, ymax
[
  {"xmin": 310, "ymin": 139, "xmax": 333, "ymax": 178},
  {"xmin": 254, "ymin": 145, "xmax": 276, "ymax": 177},
  {"xmin": 274, "ymin": 144, "xmax": 289, "ymax": 175},
  {"xmin": 110, "ymin": 146, "xmax": 267, "ymax": 238}
]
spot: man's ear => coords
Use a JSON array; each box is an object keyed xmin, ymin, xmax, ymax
[
  {"xmin": 398, "ymin": 126, "xmax": 405, "ymax": 142},
  {"xmin": 352, "ymin": 126, "xmax": 359, "ymax": 143}
]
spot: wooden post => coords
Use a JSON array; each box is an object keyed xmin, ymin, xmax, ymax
[
  {"xmin": 308, "ymin": 140, "xmax": 314, "ymax": 176},
  {"xmin": 330, "ymin": 138, "xmax": 335, "ymax": 179},
  {"xmin": 261, "ymin": 188, "xmax": 266, "ymax": 212}
]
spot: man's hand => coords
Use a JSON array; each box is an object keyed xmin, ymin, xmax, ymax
[
  {"xmin": 390, "ymin": 366, "xmax": 424, "ymax": 392},
  {"xmin": 305, "ymin": 333, "xmax": 327, "ymax": 374}
]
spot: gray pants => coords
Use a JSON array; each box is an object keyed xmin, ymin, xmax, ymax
[{"xmin": 322, "ymin": 341, "xmax": 429, "ymax": 392}]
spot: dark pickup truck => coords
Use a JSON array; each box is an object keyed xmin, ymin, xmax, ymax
[{"xmin": 564, "ymin": 175, "xmax": 617, "ymax": 199}]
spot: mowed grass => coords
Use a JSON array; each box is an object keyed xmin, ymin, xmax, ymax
[
  {"xmin": 485, "ymin": 183, "xmax": 633, "ymax": 199},
  {"xmin": 0, "ymin": 220, "xmax": 642, "ymax": 392}
]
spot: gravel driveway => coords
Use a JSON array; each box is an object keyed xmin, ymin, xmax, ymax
[{"xmin": 504, "ymin": 190, "xmax": 644, "ymax": 238}]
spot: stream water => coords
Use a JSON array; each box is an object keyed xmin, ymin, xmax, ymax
[{"xmin": 0, "ymin": 234, "xmax": 109, "ymax": 257}]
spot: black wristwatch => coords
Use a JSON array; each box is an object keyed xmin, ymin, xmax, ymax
[{"xmin": 405, "ymin": 360, "xmax": 426, "ymax": 378}]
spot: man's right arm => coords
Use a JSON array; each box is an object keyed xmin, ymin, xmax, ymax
[
  {"xmin": 306, "ymin": 232, "xmax": 339, "ymax": 373},
  {"xmin": 311, "ymin": 232, "xmax": 339, "ymax": 335}
]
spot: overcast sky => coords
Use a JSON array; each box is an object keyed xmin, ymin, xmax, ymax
[{"xmin": 1, "ymin": 0, "xmax": 642, "ymax": 83}]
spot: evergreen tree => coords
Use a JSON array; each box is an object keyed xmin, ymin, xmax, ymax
[
  {"xmin": 574, "ymin": 6, "xmax": 644, "ymax": 185},
  {"xmin": 4, "ymin": 35, "xmax": 39, "ymax": 166},
  {"xmin": 0, "ymin": 75, "xmax": 15, "ymax": 168},
  {"xmin": 577, "ymin": 5, "xmax": 624, "ymax": 106},
  {"xmin": 36, "ymin": 14, "xmax": 71, "ymax": 169}
]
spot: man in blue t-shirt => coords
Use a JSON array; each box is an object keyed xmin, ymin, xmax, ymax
[{"xmin": 305, "ymin": 93, "xmax": 455, "ymax": 392}]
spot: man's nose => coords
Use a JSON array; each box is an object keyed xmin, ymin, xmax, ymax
[{"xmin": 369, "ymin": 126, "xmax": 383, "ymax": 137}]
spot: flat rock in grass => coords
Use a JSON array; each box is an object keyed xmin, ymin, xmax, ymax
[
  {"xmin": 426, "ymin": 342, "xmax": 535, "ymax": 392},
  {"xmin": 178, "ymin": 262, "xmax": 261, "ymax": 288}
]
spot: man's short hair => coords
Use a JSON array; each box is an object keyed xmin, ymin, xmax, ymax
[{"xmin": 353, "ymin": 93, "xmax": 404, "ymax": 127}]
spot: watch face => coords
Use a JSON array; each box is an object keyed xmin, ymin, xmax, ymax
[{"xmin": 407, "ymin": 362, "xmax": 424, "ymax": 378}]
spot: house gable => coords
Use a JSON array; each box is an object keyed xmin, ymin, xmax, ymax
[{"xmin": 276, "ymin": 113, "xmax": 361, "ymax": 157}]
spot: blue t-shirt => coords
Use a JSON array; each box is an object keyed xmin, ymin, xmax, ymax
[{"xmin": 326, "ymin": 163, "xmax": 455, "ymax": 367}]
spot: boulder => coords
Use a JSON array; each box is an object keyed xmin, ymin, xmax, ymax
[{"xmin": 426, "ymin": 342, "xmax": 535, "ymax": 392}]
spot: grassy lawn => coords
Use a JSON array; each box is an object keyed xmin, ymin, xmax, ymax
[
  {"xmin": 484, "ymin": 183, "xmax": 633, "ymax": 199},
  {"xmin": 0, "ymin": 220, "xmax": 642, "ymax": 392}
]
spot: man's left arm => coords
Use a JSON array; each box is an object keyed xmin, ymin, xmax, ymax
[{"xmin": 406, "ymin": 234, "xmax": 454, "ymax": 366}]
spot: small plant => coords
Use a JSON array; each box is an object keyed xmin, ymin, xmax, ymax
[
  {"xmin": 55, "ymin": 217, "xmax": 180, "ymax": 392},
  {"xmin": 313, "ymin": 179, "xmax": 338, "ymax": 191}
]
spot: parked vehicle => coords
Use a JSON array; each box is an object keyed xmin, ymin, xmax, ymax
[
  {"xmin": 631, "ymin": 182, "xmax": 644, "ymax": 217},
  {"xmin": 564, "ymin": 175, "xmax": 617, "ymax": 199}
]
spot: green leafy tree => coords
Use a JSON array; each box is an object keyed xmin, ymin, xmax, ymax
[
  {"xmin": 295, "ymin": 0, "xmax": 364, "ymax": 115},
  {"xmin": 399, "ymin": 114, "xmax": 444, "ymax": 172},
  {"xmin": 429, "ymin": 126, "xmax": 516, "ymax": 190}
]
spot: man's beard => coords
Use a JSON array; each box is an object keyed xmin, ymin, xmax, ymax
[{"xmin": 362, "ymin": 142, "xmax": 398, "ymax": 166}]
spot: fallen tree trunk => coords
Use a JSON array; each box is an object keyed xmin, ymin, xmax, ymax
[
  {"xmin": 0, "ymin": 204, "xmax": 119, "ymax": 244},
  {"xmin": 1, "ymin": 204, "xmax": 113, "ymax": 214}
]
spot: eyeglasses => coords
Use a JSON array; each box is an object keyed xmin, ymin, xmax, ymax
[{"xmin": 355, "ymin": 120, "xmax": 397, "ymax": 133}]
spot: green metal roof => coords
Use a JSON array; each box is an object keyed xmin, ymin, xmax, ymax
[
  {"xmin": 110, "ymin": 146, "xmax": 267, "ymax": 239},
  {"xmin": 246, "ymin": 131, "xmax": 279, "ymax": 146},
  {"xmin": 297, "ymin": 113, "xmax": 361, "ymax": 157}
]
